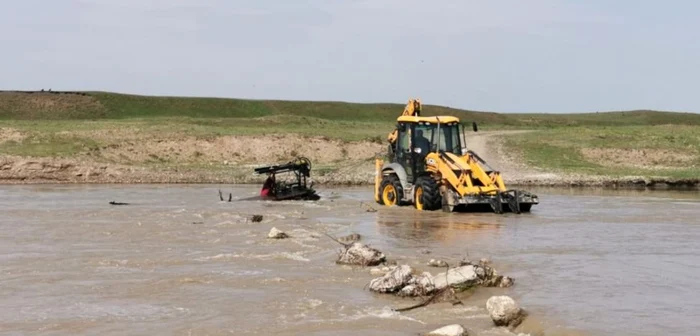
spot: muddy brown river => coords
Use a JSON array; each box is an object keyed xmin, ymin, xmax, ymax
[{"xmin": 1, "ymin": 185, "xmax": 699, "ymax": 336}]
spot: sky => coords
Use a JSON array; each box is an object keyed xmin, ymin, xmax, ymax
[{"xmin": 1, "ymin": 0, "xmax": 699, "ymax": 113}]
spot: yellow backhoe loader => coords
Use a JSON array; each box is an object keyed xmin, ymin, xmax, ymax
[{"xmin": 374, "ymin": 98, "xmax": 538, "ymax": 213}]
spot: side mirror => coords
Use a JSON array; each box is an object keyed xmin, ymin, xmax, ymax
[{"xmin": 472, "ymin": 122, "xmax": 478, "ymax": 132}]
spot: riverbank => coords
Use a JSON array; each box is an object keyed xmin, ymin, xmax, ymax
[
  {"xmin": 1, "ymin": 128, "xmax": 697, "ymax": 188},
  {"xmin": 1, "ymin": 140, "xmax": 697, "ymax": 188},
  {"xmin": 1, "ymin": 91, "xmax": 699, "ymax": 187}
]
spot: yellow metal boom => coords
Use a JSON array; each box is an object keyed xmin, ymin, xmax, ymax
[{"xmin": 387, "ymin": 99, "xmax": 421, "ymax": 144}]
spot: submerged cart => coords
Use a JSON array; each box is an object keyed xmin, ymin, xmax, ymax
[{"xmin": 254, "ymin": 157, "xmax": 321, "ymax": 201}]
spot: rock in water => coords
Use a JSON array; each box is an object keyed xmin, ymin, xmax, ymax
[
  {"xmin": 430, "ymin": 265, "xmax": 480, "ymax": 291},
  {"xmin": 496, "ymin": 276, "xmax": 514, "ymax": 288},
  {"xmin": 336, "ymin": 242, "xmax": 386, "ymax": 266},
  {"xmin": 449, "ymin": 260, "xmax": 515, "ymax": 289},
  {"xmin": 482, "ymin": 274, "xmax": 514, "ymax": 288},
  {"xmin": 486, "ymin": 295, "xmax": 526, "ymax": 328},
  {"xmin": 267, "ymin": 227, "xmax": 289, "ymax": 239},
  {"xmin": 368, "ymin": 265, "xmax": 414, "ymax": 293},
  {"xmin": 398, "ymin": 284, "xmax": 418, "ymax": 297},
  {"xmin": 425, "ymin": 324, "xmax": 468, "ymax": 336},
  {"xmin": 373, "ymin": 269, "xmax": 435, "ymax": 297}
]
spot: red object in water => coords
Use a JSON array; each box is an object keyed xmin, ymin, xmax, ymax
[{"xmin": 260, "ymin": 176, "xmax": 275, "ymax": 197}]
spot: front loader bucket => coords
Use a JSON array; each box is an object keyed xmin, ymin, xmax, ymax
[
  {"xmin": 489, "ymin": 190, "xmax": 533, "ymax": 214},
  {"xmin": 452, "ymin": 190, "xmax": 539, "ymax": 214}
]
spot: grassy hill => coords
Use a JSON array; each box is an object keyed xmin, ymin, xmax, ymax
[
  {"xmin": 1, "ymin": 90, "xmax": 699, "ymax": 185},
  {"xmin": 3, "ymin": 90, "xmax": 700, "ymax": 128}
]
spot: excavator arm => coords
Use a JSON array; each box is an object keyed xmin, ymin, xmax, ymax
[{"xmin": 387, "ymin": 98, "xmax": 422, "ymax": 144}]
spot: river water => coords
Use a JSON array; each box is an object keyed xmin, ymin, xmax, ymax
[{"xmin": 1, "ymin": 185, "xmax": 698, "ymax": 336}]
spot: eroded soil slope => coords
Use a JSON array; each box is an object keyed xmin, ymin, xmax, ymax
[
  {"xmin": 1, "ymin": 127, "xmax": 695, "ymax": 186},
  {"xmin": 0, "ymin": 128, "xmax": 383, "ymax": 184}
]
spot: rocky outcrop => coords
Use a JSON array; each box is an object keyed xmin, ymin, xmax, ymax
[
  {"xmin": 430, "ymin": 260, "xmax": 514, "ymax": 291},
  {"xmin": 425, "ymin": 324, "xmax": 468, "ymax": 336},
  {"xmin": 368, "ymin": 260, "xmax": 513, "ymax": 298},
  {"xmin": 430, "ymin": 265, "xmax": 479, "ymax": 291},
  {"xmin": 461, "ymin": 259, "xmax": 515, "ymax": 288},
  {"xmin": 368, "ymin": 266, "xmax": 438, "ymax": 297},
  {"xmin": 368, "ymin": 265, "xmax": 414, "ymax": 293},
  {"xmin": 398, "ymin": 272, "xmax": 435, "ymax": 297},
  {"xmin": 486, "ymin": 295, "xmax": 527, "ymax": 328},
  {"xmin": 336, "ymin": 242, "xmax": 386, "ymax": 266}
]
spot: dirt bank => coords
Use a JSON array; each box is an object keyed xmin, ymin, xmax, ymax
[
  {"xmin": 0, "ymin": 127, "xmax": 697, "ymax": 188},
  {"xmin": 0, "ymin": 128, "xmax": 383, "ymax": 185}
]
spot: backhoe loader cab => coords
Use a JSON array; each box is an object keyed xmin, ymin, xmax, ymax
[
  {"xmin": 375, "ymin": 102, "xmax": 538, "ymax": 214},
  {"xmin": 388, "ymin": 116, "xmax": 464, "ymax": 181}
]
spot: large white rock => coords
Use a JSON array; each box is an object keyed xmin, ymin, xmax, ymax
[
  {"xmin": 368, "ymin": 264, "xmax": 414, "ymax": 293},
  {"xmin": 430, "ymin": 265, "xmax": 479, "ymax": 290},
  {"xmin": 398, "ymin": 284, "xmax": 418, "ymax": 297},
  {"xmin": 267, "ymin": 227, "xmax": 289, "ymax": 239},
  {"xmin": 417, "ymin": 272, "xmax": 434, "ymax": 287},
  {"xmin": 394, "ymin": 271, "xmax": 435, "ymax": 297},
  {"xmin": 425, "ymin": 324, "xmax": 468, "ymax": 336},
  {"xmin": 336, "ymin": 242, "xmax": 386, "ymax": 266},
  {"xmin": 486, "ymin": 295, "xmax": 526, "ymax": 328}
]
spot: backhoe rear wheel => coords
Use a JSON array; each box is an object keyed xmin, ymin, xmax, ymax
[
  {"xmin": 379, "ymin": 174, "xmax": 403, "ymax": 207},
  {"xmin": 414, "ymin": 176, "xmax": 442, "ymax": 211}
]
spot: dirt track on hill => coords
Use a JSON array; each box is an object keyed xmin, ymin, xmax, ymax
[
  {"xmin": 464, "ymin": 131, "xmax": 696, "ymax": 187},
  {"xmin": 464, "ymin": 130, "xmax": 566, "ymax": 185}
]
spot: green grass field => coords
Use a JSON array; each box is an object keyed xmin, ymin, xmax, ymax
[
  {"xmin": 504, "ymin": 125, "xmax": 700, "ymax": 179},
  {"xmin": 1, "ymin": 90, "xmax": 699, "ymax": 181},
  {"xmin": 4, "ymin": 90, "xmax": 700, "ymax": 127}
]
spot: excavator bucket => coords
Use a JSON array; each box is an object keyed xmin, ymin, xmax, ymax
[{"xmin": 427, "ymin": 150, "xmax": 538, "ymax": 213}]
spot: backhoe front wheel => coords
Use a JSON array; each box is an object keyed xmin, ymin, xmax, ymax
[
  {"xmin": 413, "ymin": 176, "xmax": 442, "ymax": 211},
  {"xmin": 379, "ymin": 174, "xmax": 403, "ymax": 206}
]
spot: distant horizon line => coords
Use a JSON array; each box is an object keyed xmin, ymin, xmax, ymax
[{"xmin": 1, "ymin": 88, "xmax": 696, "ymax": 115}]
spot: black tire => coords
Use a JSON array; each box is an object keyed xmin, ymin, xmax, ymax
[
  {"xmin": 414, "ymin": 176, "xmax": 442, "ymax": 211},
  {"xmin": 379, "ymin": 174, "xmax": 404, "ymax": 206}
]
